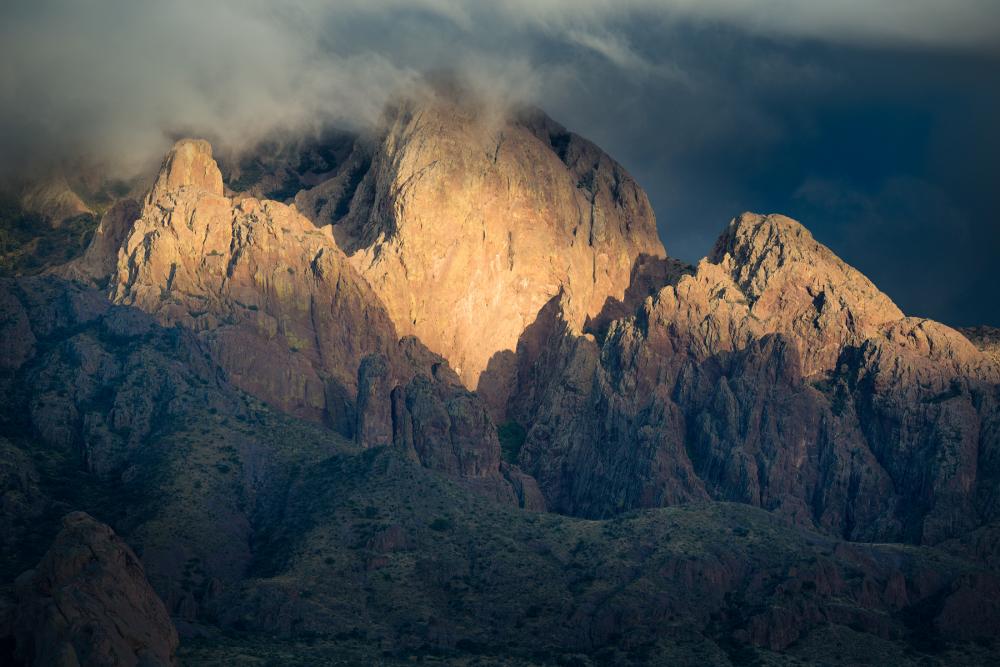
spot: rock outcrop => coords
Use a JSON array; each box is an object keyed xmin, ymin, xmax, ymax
[
  {"xmin": 8, "ymin": 512, "xmax": 178, "ymax": 666},
  {"xmin": 18, "ymin": 175, "xmax": 93, "ymax": 225},
  {"xmin": 708, "ymin": 213, "xmax": 904, "ymax": 376},
  {"xmin": 0, "ymin": 437, "xmax": 50, "ymax": 581},
  {"xmin": 55, "ymin": 198, "xmax": 140, "ymax": 286},
  {"xmin": 7, "ymin": 94, "xmax": 1000, "ymax": 665},
  {"xmin": 295, "ymin": 86, "xmax": 665, "ymax": 387},
  {"xmin": 109, "ymin": 139, "xmax": 401, "ymax": 432},
  {"xmin": 507, "ymin": 213, "xmax": 1000, "ymax": 544},
  {"xmin": 0, "ymin": 275, "xmax": 268, "ymax": 620},
  {"xmin": 103, "ymin": 139, "xmax": 537, "ymax": 498},
  {"xmin": 961, "ymin": 325, "xmax": 1000, "ymax": 364}
]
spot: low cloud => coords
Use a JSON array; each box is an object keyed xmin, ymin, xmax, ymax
[
  {"xmin": 1, "ymin": 0, "xmax": 998, "ymax": 324},
  {"xmin": 2, "ymin": 0, "xmax": 997, "ymax": 175}
]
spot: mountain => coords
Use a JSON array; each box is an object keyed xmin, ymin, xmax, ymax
[
  {"xmin": 2, "ymin": 88, "xmax": 999, "ymax": 665},
  {"xmin": 1, "ymin": 280, "xmax": 997, "ymax": 665},
  {"xmin": 507, "ymin": 213, "xmax": 999, "ymax": 543},
  {"xmin": 0, "ymin": 165, "xmax": 142, "ymax": 276},
  {"xmin": 293, "ymin": 88, "xmax": 665, "ymax": 387},
  {"xmin": 5, "ymin": 512, "xmax": 178, "ymax": 666}
]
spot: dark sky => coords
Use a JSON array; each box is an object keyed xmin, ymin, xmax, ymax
[
  {"xmin": 2, "ymin": 1, "xmax": 999, "ymax": 325},
  {"xmin": 543, "ymin": 24, "xmax": 1000, "ymax": 326}
]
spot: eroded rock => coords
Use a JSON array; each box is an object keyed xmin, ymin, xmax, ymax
[{"xmin": 9, "ymin": 512, "xmax": 178, "ymax": 666}]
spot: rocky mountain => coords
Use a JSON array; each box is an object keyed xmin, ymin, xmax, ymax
[
  {"xmin": 962, "ymin": 325, "xmax": 1000, "ymax": 364},
  {"xmin": 3, "ymin": 512, "xmax": 178, "ymax": 666},
  {"xmin": 504, "ymin": 213, "xmax": 999, "ymax": 544},
  {"xmin": 1, "ymin": 280, "xmax": 998, "ymax": 664},
  {"xmin": 0, "ymin": 165, "xmax": 142, "ymax": 276},
  {"xmin": 2, "ymin": 88, "xmax": 999, "ymax": 665},
  {"xmin": 293, "ymin": 87, "xmax": 665, "ymax": 387}
]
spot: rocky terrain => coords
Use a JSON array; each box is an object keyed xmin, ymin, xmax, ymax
[
  {"xmin": 5, "ymin": 512, "xmax": 178, "ymax": 666},
  {"xmin": 962, "ymin": 325, "xmax": 1000, "ymax": 364},
  {"xmin": 293, "ymin": 87, "xmax": 665, "ymax": 387},
  {"xmin": 0, "ymin": 166, "xmax": 141, "ymax": 276},
  {"xmin": 1, "ymin": 86, "xmax": 999, "ymax": 665},
  {"xmin": 1, "ymin": 280, "xmax": 997, "ymax": 664},
  {"xmin": 502, "ymin": 213, "xmax": 1000, "ymax": 546}
]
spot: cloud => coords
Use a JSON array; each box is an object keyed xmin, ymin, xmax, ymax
[
  {"xmin": 1, "ymin": 0, "xmax": 997, "ymax": 325},
  {"xmin": 3, "ymin": 0, "xmax": 997, "ymax": 176}
]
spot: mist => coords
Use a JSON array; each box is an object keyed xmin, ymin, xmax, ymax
[{"xmin": 2, "ymin": 0, "xmax": 999, "ymax": 325}]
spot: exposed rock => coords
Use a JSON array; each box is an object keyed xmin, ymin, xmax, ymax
[
  {"xmin": 7, "ymin": 96, "xmax": 1000, "ymax": 665},
  {"xmin": 145, "ymin": 138, "xmax": 224, "ymax": 205},
  {"xmin": 9, "ymin": 512, "xmax": 177, "ymax": 666},
  {"xmin": 508, "ymin": 213, "xmax": 1000, "ymax": 543},
  {"xmin": 297, "ymin": 86, "xmax": 665, "ymax": 387},
  {"xmin": 19, "ymin": 175, "xmax": 93, "ymax": 225},
  {"xmin": 961, "ymin": 325, "xmax": 1000, "ymax": 364},
  {"xmin": 98, "ymin": 138, "xmax": 537, "ymax": 498},
  {"xmin": 0, "ymin": 437, "xmax": 50, "ymax": 580},
  {"xmin": 110, "ymin": 139, "xmax": 401, "ymax": 431},
  {"xmin": 710, "ymin": 212, "xmax": 904, "ymax": 376},
  {"xmin": 55, "ymin": 199, "xmax": 140, "ymax": 286},
  {"xmin": 355, "ymin": 336, "xmax": 537, "ymax": 506},
  {"xmin": 0, "ymin": 276, "xmax": 275, "ymax": 620},
  {"xmin": 217, "ymin": 128, "xmax": 358, "ymax": 202}
]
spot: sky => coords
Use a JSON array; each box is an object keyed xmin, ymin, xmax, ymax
[{"xmin": 2, "ymin": 0, "xmax": 999, "ymax": 325}]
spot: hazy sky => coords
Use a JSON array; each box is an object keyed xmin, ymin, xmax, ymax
[{"xmin": 2, "ymin": 0, "xmax": 999, "ymax": 325}]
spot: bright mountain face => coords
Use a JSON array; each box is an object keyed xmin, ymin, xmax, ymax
[{"xmin": 1, "ymin": 88, "xmax": 999, "ymax": 666}]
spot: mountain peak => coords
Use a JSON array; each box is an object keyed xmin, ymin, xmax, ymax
[
  {"xmin": 702, "ymin": 212, "xmax": 903, "ymax": 374},
  {"xmin": 146, "ymin": 138, "xmax": 223, "ymax": 206},
  {"xmin": 300, "ymin": 96, "xmax": 665, "ymax": 387}
]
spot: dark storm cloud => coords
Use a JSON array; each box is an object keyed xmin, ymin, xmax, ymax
[{"xmin": 1, "ymin": 0, "xmax": 998, "ymax": 324}]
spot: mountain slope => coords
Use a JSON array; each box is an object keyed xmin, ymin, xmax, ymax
[
  {"xmin": 2, "ymin": 288, "xmax": 997, "ymax": 664},
  {"xmin": 293, "ymin": 87, "xmax": 665, "ymax": 387},
  {"xmin": 507, "ymin": 213, "xmax": 1000, "ymax": 544},
  {"xmin": 4, "ymin": 95, "xmax": 1000, "ymax": 665},
  {"xmin": 6, "ymin": 512, "xmax": 179, "ymax": 667}
]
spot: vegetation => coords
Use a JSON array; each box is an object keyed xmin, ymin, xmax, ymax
[
  {"xmin": 3, "ymin": 278, "xmax": 996, "ymax": 666},
  {"xmin": 0, "ymin": 196, "xmax": 97, "ymax": 275},
  {"xmin": 497, "ymin": 421, "xmax": 527, "ymax": 463}
]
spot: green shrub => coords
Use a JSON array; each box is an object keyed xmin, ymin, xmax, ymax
[
  {"xmin": 497, "ymin": 421, "xmax": 527, "ymax": 463},
  {"xmin": 429, "ymin": 517, "xmax": 453, "ymax": 532}
]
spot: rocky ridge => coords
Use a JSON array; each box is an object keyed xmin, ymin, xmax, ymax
[
  {"xmin": 4, "ymin": 91, "xmax": 1000, "ymax": 664},
  {"xmin": 16, "ymin": 139, "xmax": 537, "ymax": 512},
  {"xmin": 504, "ymin": 212, "xmax": 1000, "ymax": 544}
]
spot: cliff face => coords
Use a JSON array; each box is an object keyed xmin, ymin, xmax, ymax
[
  {"xmin": 98, "ymin": 140, "xmax": 538, "ymax": 500},
  {"xmin": 63, "ymin": 122, "xmax": 1000, "ymax": 548},
  {"xmin": 508, "ymin": 213, "xmax": 1000, "ymax": 544},
  {"xmin": 8, "ymin": 512, "xmax": 178, "ymax": 667},
  {"xmin": 294, "ymin": 89, "xmax": 664, "ymax": 387},
  {"xmin": 5, "ymin": 97, "xmax": 1000, "ymax": 664},
  {"xmin": 108, "ymin": 139, "xmax": 400, "ymax": 433}
]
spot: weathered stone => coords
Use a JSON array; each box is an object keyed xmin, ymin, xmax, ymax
[
  {"xmin": 299, "ymin": 86, "xmax": 664, "ymax": 388},
  {"xmin": 111, "ymin": 139, "xmax": 400, "ymax": 430},
  {"xmin": 509, "ymin": 213, "xmax": 1000, "ymax": 543},
  {"xmin": 10, "ymin": 512, "xmax": 178, "ymax": 666}
]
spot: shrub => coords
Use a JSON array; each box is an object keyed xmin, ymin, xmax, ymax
[{"xmin": 498, "ymin": 421, "xmax": 527, "ymax": 463}]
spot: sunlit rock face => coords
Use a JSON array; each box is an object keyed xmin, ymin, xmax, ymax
[
  {"xmin": 708, "ymin": 213, "xmax": 904, "ymax": 376},
  {"xmin": 96, "ymin": 139, "xmax": 535, "ymax": 501},
  {"xmin": 295, "ymin": 86, "xmax": 665, "ymax": 388},
  {"xmin": 110, "ymin": 138, "xmax": 401, "ymax": 431},
  {"xmin": 70, "ymin": 105, "xmax": 1000, "ymax": 548}
]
